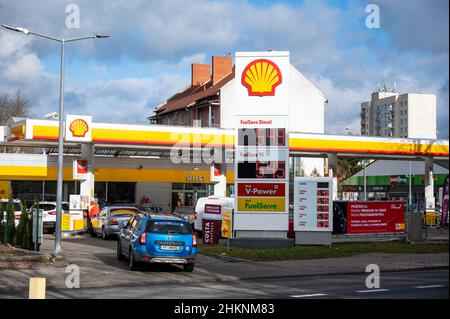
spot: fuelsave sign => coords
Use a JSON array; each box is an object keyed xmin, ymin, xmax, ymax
[{"xmin": 238, "ymin": 197, "xmax": 285, "ymax": 212}]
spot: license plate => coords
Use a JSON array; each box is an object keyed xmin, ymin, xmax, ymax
[{"xmin": 160, "ymin": 245, "xmax": 179, "ymax": 251}]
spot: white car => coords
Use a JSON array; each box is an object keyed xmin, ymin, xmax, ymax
[
  {"xmin": 193, "ymin": 196, "xmax": 234, "ymax": 235},
  {"xmin": 0, "ymin": 198, "xmax": 23, "ymax": 227},
  {"xmin": 30, "ymin": 201, "xmax": 70, "ymax": 233}
]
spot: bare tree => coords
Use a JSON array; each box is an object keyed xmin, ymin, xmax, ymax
[
  {"xmin": 0, "ymin": 89, "xmax": 30, "ymax": 125},
  {"xmin": 0, "ymin": 90, "xmax": 31, "ymax": 153}
]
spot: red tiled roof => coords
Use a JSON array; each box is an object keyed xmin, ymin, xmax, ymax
[{"xmin": 154, "ymin": 71, "xmax": 235, "ymax": 115}]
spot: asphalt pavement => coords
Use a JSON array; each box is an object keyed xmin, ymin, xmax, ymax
[
  {"xmin": 0, "ymin": 234, "xmax": 448, "ymax": 299},
  {"xmin": 1, "ymin": 269, "xmax": 447, "ymax": 299}
]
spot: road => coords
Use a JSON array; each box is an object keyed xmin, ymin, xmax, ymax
[
  {"xmin": 0, "ymin": 234, "xmax": 448, "ymax": 299},
  {"xmin": 1, "ymin": 268, "xmax": 447, "ymax": 299}
]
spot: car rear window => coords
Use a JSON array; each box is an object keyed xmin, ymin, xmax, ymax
[
  {"xmin": 111, "ymin": 208, "xmax": 137, "ymax": 218},
  {"xmin": 146, "ymin": 220, "xmax": 192, "ymax": 234}
]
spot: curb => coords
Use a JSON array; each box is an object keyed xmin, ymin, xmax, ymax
[
  {"xmin": 0, "ymin": 245, "xmax": 69, "ymax": 263},
  {"xmin": 0, "ymin": 254, "xmax": 53, "ymax": 262},
  {"xmin": 200, "ymin": 252, "xmax": 254, "ymax": 263},
  {"xmin": 239, "ymin": 265, "xmax": 450, "ymax": 281}
]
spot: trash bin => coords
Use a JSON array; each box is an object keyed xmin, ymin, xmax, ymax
[{"xmin": 408, "ymin": 209, "xmax": 422, "ymax": 242}]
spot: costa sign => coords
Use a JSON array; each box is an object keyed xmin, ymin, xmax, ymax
[
  {"xmin": 241, "ymin": 59, "xmax": 282, "ymax": 96},
  {"xmin": 237, "ymin": 183, "xmax": 285, "ymax": 197}
]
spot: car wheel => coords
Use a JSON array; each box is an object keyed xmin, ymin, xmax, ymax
[
  {"xmin": 102, "ymin": 227, "xmax": 109, "ymax": 240},
  {"xmin": 90, "ymin": 226, "xmax": 97, "ymax": 237},
  {"xmin": 129, "ymin": 248, "xmax": 139, "ymax": 271},
  {"xmin": 183, "ymin": 264, "xmax": 195, "ymax": 272},
  {"xmin": 117, "ymin": 241, "xmax": 125, "ymax": 261}
]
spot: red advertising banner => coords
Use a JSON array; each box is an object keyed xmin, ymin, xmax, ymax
[
  {"xmin": 346, "ymin": 202, "xmax": 405, "ymax": 234},
  {"xmin": 237, "ymin": 183, "xmax": 285, "ymax": 197}
]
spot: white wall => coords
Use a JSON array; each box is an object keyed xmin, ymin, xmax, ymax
[
  {"xmin": 288, "ymin": 65, "xmax": 326, "ymax": 133},
  {"xmin": 220, "ymin": 63, "xmax": 326, "ymax": 133},
  {"xmin": 407, "ymin": 94, "xmax": 437, "ymax": 139},
  {"xmin": 136, "ymin": 182, "xmax": 172, "ymax": 212}
]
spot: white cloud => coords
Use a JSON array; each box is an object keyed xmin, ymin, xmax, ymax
[
  {"xmin": 0, "ymin": 0, "xmax": 447, "ymax": 138},
  {"xmin": 3, "ymin": 53, "xmax": 43, "ymax": 82}
]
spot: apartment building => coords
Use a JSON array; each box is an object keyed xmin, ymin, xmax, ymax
[{"xmin": 361, "ymin": 90, "xmax": 437, "ymax": 139}]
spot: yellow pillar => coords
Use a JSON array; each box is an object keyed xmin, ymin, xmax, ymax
[{"xmin": 29, "ymin": 277, "xmax": 46, "ymax": 299}]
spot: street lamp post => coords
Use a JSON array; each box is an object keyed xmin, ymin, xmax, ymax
[{"xmin": 2, "ymin": 24, "xmax": 109, "ymax": 255}]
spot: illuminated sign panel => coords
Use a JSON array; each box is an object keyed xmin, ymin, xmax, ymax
[
  {"xmin": 293, "ymin": 177, "xmax": 333, "ymax": 232},
  {"xmin": 241, "ymin": 59, "xmax": 282, "ymax": 96},
  {"xmin": 65, "ymin": 115, "xmax": 92, "ymax": 142}
]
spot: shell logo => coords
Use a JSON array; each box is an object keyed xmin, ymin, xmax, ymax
[
  {"xmin": 69, "ymin": 119, "xmax": 89, "ymax": 137},
  {"xmin": 241, "ymin": 59, "xmax": 282, "ymax": 96}
]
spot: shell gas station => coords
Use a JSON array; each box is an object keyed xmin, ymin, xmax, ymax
[{"xmin": 0, "ymin": 51, "xmax": 449, "ymax": 243}]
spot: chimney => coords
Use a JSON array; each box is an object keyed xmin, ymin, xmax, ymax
[
  {"xmin": 191, "ymin": 63, "xmax": 210, "ymax": 87},
  {"xmin": 212, "ymin": 56, "xmax": 232, "ymax": 85}
]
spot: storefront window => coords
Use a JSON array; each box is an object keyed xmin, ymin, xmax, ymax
[
  {"xmin": 94, "ymin": 182, "xmax": 107, "ymax": 203},
  {"xmin": 172, "ymin": 183, "xmax": 184, "ymax": 190},
  {"xmin": 11, "ymin": 180, "xmax": 43, "ymax": 208},
  {"xmin": 107, "ymin": 182, "xmax": 136, "ymax": 204},
  {"xmin": 11, "ymin": 180, "xmax": 78, "ymax": 207},
  {"xmin": 171, "ymin": 183, "xmax": 210, "ymax": 211},
  {"xmin": 44, "ymin": 181, "xmax": 56, "ymax": 201}
]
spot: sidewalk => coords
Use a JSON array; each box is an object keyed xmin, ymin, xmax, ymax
[{"xmin": 0, "ymin": 234, "xmax": 448, "ymax": 292}]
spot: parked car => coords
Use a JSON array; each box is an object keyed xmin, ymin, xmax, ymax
[
  {"xmin": 91, "ymin": 206, "xmax": 139, "ymax": 239},
  {"xmin": 193, "ymin": 196, "xmax": 234, "ymax": 236},
  {"xmin": 172, "ymin": 206, "xmax": 196, "ymax": 227},
  {"xmin": 29, "ymin": 201, "xmax": 69, "ymax": 233},
  {"xmin": 117, "ymin": 213, "xmax": 197, "ymax": 271},
  {"xmin": 0, "ymin": 198, "xmax": 24, "ymax": 227}
]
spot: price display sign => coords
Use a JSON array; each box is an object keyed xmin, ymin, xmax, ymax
[
  {"xmin": 237, "ymin": 161, "xmax": 286, "ymax": 179},
  {"xmin": 238, "ymin": 128, "xmax": 287, "ymax": 147},
  {"xmin": 235, "ymin": 116, "xmax": 289, "ymax": 216},
  {"xmin": 293, "ymin": 177, "xmax": 333, "ymax": 232}
]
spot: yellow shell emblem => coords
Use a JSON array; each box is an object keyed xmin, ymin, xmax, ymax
[
  {"xmin": 241, "ymin": 59, "xmax": 282, "ymax": 96},
  {"xmin": 69, "ymin": 119, "xmax": 89, "ymax": 137}
]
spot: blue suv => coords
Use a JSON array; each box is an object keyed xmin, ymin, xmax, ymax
[{"xmin": 117, "ymin": 213, "xmax": 198, "ymax": 271}]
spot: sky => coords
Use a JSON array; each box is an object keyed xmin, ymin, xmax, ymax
[{"xmin": 0, "ymin": 0, "xmax": 448, "ymax": 138}]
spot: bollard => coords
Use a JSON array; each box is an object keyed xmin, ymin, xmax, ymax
[{"xmin": 29, "ymin": 277, "xmax": 46, "ymax": 299}]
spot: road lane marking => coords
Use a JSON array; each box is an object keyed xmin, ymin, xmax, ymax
[
  {"xmin": 415, "ymin": 285, "xmax": 446, "ymax": 289},
  {"xmin": 356, "ymin": 289, "xmax": 389, "ymax": 293},
  {"xmin": 290, "ymin": 293, "xmax": 328, "ymax": 298}
]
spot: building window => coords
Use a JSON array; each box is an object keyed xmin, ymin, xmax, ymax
[
  {"xmin": 210, "ymin": 111, "xmax": 215, "ymax": 127},
  {"xmin": 107, "ymin": 182, "xmax": 136, "ymax": 204},
  {"xmin": 11, "ymin": 180, "xmax": 79, "ymax": 207}
]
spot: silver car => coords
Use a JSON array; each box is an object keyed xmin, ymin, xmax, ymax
[{"xmin": 91, "ymin": 206, "xmax": 139, "ymax": 239}]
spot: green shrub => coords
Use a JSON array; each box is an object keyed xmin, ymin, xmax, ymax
[
  {"xmin": 15, "ymin": 204, "xmax": 32, "ymax": 250},
  {"xmin": 5, "ymin": 196, "xmax": 16, "ymax": 245},
  {"xmin": 0, "ymin": 202, "xmax": 4, "ymax": 244}
]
